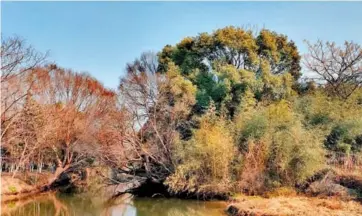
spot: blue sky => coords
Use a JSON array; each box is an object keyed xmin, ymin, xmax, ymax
[{"xmin": 2, "ymin": 2, "xmax": 362, "ymax": 89}]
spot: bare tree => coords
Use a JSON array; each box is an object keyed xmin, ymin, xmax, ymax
[
  {"xmin": 1, "ymin": 36, "xmax": 47, "ymax": 82},
  {"xmin": 1, "ymin": 36, "xmax": 48, "ymax": 138},
  {"xmin": 119, "ymin": 52, "xmax": 171, "ymax": 180},
  {"xmin": 94, "ymin": 102, "xmax": 137, "ymax": 171},
  {"xmin": 15, "ymin": 65, "xmax": 118, "ymax": 187},
  {"xmin": 117, "ymin": 52, "xmax": 196, "ymax": 182},
  {"xmin": 304, "ymin": 40, "xmax": 362, "ymax": 99},
  {"xmin": 3, "ymin": 94, "xmax": 49, "ymax": 177}
]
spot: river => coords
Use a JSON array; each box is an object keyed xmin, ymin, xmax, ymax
[{"xmin": 1, "ymin": 192, "xmax": 227, "ymax": 216}]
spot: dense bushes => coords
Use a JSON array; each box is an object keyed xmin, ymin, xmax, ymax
[
  {"xmin": 325, "ymin": 122, "xmax": 362, "ymax": 154},
  {"xmin": 166, "ymin": 104, "xmax": 235, "ymax": 195},
  {"xmin": 161, "ymin": 27, "xmax": 362, "ymax": 197},
  {"xmin": 295, "ymin": 90, "xmax": 362, "ymax": 155},
  {"xmin": 167, "ymin": 97, "xmax": 327, "ymax": 196},
  {"xmin": 235, "ymin": 101, "xmax": 325, "ymax": 194}
]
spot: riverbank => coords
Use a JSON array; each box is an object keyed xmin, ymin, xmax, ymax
[
  {"xmin": 1, "ymin": 175, "xmax": 42, "ymax": 203},
  {"xmin": 225, "ymin": 169, "xmax": 362, "ymax": 216},
  {"xmin": 3, "ymin": 190, "xmax": 362, "ymax": 216},
  {"xmin": 1, "ymin": 175, "xmax": 34, "ymax": 194},
  {"xmin": 226, "ymin": 194, "xmax": 362, "ymax": 216},
  {"xmin": 2, "ymin": 168, "xmax": 362, "ymax": 216},
  {"xmin": 0, "ymin": 172, "xmax": 62, "ymax": 203}
]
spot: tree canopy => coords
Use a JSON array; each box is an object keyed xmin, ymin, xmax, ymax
[{"xmin": 1, "ymin": 26, "xmax": 362, "ymax": 198}]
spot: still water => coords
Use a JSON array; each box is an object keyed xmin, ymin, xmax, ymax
[{"xmin": 1, "ymin": 193, "xmax": 227, "ymax": 216}]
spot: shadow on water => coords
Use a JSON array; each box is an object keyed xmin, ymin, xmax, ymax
[{"xmin": 1, "ymin": 192, "xmax": 227, "ymax": 216}]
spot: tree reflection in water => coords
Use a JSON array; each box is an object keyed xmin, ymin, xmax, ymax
[{"xmin": 1, "ymin": 193, "xmax": 226, "ymax": 216}]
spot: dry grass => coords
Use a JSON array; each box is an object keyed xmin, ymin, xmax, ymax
[
  {"xmin": 333, "ymin": 167, "xmax": 362, "ymax": 181},
  {"xmin": 264, "ymin": 187, "xmax": 297, "ymax": 198},
  {"xmin": 238, "ymin": 140, "xmax": 268, "ymax": 195},
  {"xmin": 228, "ymin": 194, "xmax": 362, "ymax": 216},
  {"xmin": 332, "ymin": 167, "xmax": 362, "ymax": 195},
  {"xmin": 1, "ymin": 175, "xmax": 34, "ymax": 195}
]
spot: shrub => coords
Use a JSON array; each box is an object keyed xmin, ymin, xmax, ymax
[
  {"xmin": 242, "ymin": 115, "xmax": 268, "ymax": 142},
  {"xmin": 236, "ymin": 114, "xmax": 268, "ymax": 152},
  {"xmin": 166, "ymin": 104, "xmax": 236, "ymax": 196},
  {"xmin": 235, "ymin": 100, "xmax": 326, "ymax": 192},
  {"xmin": 325, "ymin": 121, "xmax": 362, "ymax": 154},
  {"xmin": 267, "ymin": 123, "xmax": 325, "ymax": 185},
  {"xmin": 353, "ymin": 135, "xmax": 362, "ymax": 152},
  {"xmin": 309, "ymin": 113, "xmax": 331, "ymax": 126},
  {"xmin": 8, "ymin": 185, "xmax": 17, "ymax": 193},
  {"xmin": 238, "ymin": 139, "xmax": 269, "ymax": 195}
]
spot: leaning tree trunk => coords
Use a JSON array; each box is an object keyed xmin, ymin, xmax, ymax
[{"xmin": 45, "ymin": 164, "xmax": 71, "ymax": 189}]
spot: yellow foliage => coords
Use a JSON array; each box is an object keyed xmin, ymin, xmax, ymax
[
  {"xmin": 166, "ymin": 104, "xmax": 235, "ymax": 195},
  {"xmin": 266, "ymin": 100, "xmax": 294, "ymax": 129},
  {"xmin": 214, "ymin": 26, "xmax": 258, "ymax": 65},
  {"xmin": 163, "ymin": 62, "xmax": 197, "ymax": 116},
  {"xmin": 235, "ymin": 99, "xmax": 326, "ymax": 190},
  {"xmin": 269, "ymin": 123, "xmax": 325, "ymax": 184},
  {"xmin": 260, "ymin": 60, "xmax": 295, "ymax": 100},
  {"xmin": 177, "ymin": 37, "xmax": 194, "ymax": 49},
  {"xmin": 217, "ymin": 64, "xmax": 241, "ymax": 82},
  {"xmin": 305, "ymin": 91, "xmax": 362, "ymax": 123},
  {"xmin": 258, "ymin": 30, "xmax": 280, "ymax": 62}
]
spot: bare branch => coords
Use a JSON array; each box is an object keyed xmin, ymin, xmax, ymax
[{"xmin": 303, "ymin": 40, "xmax": 362, "ymax": 99}]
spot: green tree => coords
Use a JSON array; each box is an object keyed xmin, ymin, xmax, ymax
[
  {"xmin": 158, "ymin": 26, "xmax": 301, "ymax": 80},
  {"xmin": 257, "ymin": 29, "xmax": 301, "ymax": 80}
]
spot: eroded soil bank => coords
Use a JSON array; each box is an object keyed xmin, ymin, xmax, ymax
[
  {"xmin": 226, "ymin": 195, "xmax": 362, "ymax": 216},
  {"xmin": 225, "ymin": 169, "xmax": 362, "ymax": 216}
]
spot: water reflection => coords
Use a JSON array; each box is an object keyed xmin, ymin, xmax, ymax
[{"xmin": 1, "ymin": 193, "xmax": 226, "ymax": 216}]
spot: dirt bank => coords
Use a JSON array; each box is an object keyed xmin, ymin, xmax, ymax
[
  {"xmin": 1, "ymin": 173, "xmax": 62, "ymax": 202},
  {"xmin": 1, "ymin": 175, "xmax": 41, "ymax": 202},
  {"xmin": 1, "ymin": 175, "xmax": 34, "ymax": 194},
  {"xmin": 226, "ymin": 194, "xmax": 362, "ymax": 216}
]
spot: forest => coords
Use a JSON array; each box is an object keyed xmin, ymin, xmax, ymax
[{"xmin": 1, "ymin": 26, "xmax": 362, "ymax": 207}]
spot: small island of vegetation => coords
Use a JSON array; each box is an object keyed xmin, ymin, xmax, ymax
[{"xmin": 1, "ymin": 26, "xmax": 362, "ymax": 215}]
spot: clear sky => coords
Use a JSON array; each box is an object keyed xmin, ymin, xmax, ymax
[{"xmin": 2, "ymin": 2, "xmax": 362, "ymax": 90}]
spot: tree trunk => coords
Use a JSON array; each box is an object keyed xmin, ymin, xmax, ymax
[
  {"xmin": 47, "ymin": 166, "xmax": 67, "ymax": 186},
  {"xmin": 38, "ymin": 162, "xmax": 43, "ymax": 173}
]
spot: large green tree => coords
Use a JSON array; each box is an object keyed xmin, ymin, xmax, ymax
[
  {"xmin": 157, "ymin": 26, "xmax": 301, "ymax": 115},
  {"xmin": 158, "ymin": 26, "xmax": 301, "ymax": 79}
]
